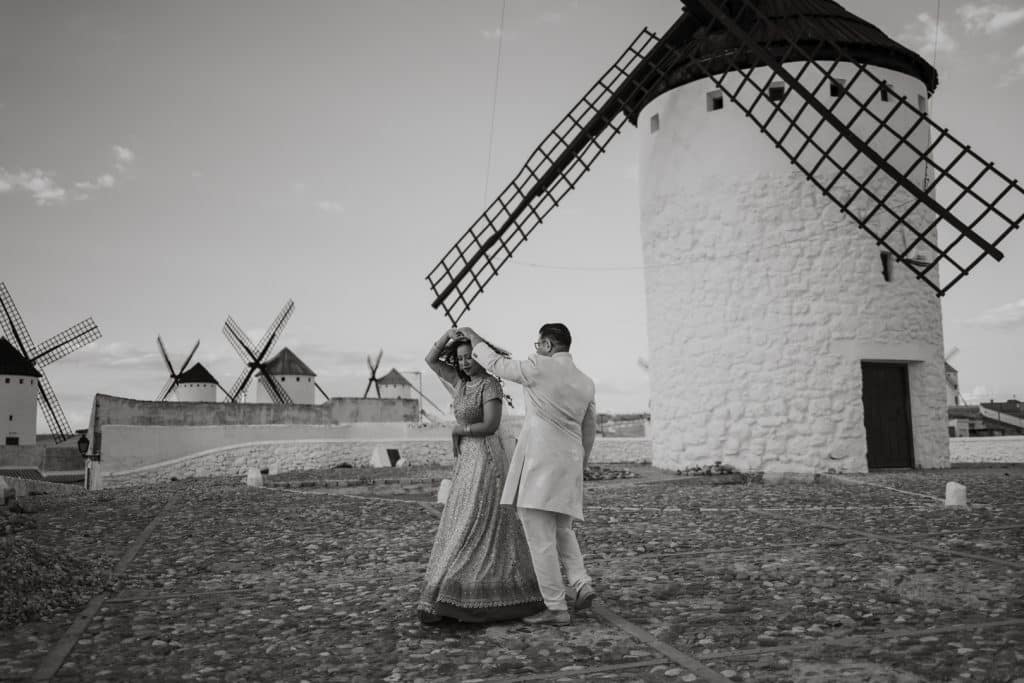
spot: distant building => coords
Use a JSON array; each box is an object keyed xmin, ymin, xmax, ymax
[
  {"xmin": 945, "ymin": 362, "xmax": 960, "ymax": 406},
  {"xmin": 254, "ymin": 348, "xmax": 317, "ymax": 405},
  {"xmin": 948, "ymin": 402, "xmax": 1024, "ymax": 438},
  {"xmin": 0, "ymin": 337, "xmax": 40, "ymax": 446},
  {"xmin": 174, "ymin": 363, "xmax": 219, "ymax": 403},
  {"xmin": 377, "ymin": 369, "xmax": 414, "ymax": 400}
]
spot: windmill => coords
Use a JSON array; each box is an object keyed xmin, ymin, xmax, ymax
[
  {"xmin": 0, "ymin": 282, "xmax": 102, "ymax": 443},
  {"xmin": 155, "ymin": 337, "xmax": 229, "ymax": 402},
  {"xmin": 362, "ymin": 349, "xmax": 384, "ymax": 398},
  {"xmin": 155, "ymin": 337, "xmax": 199, "ymax": 400},
  {"xmin": 222, "ymin": 300, "xmax": 295, "ymax": 404},
  {"xmin": 426, "ymin": 1, "xmax": 1022, "ymax": 472}
]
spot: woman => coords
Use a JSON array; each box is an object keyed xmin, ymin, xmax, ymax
[{"xmin": 416, "ymin": 328, "xmax": 544, "ymax": 624}]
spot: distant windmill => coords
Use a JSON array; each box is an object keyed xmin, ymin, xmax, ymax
[
  {"xmin": 363, "ymin": 349, "xmax": 384, "ymax": 398},
  {"xmin": 223, "ymin": 300, "xmax": 295, "ymax": 404},
  {"xmin": 155, "ymin": 337, "xmax": 199, "ymax": 400},
  {"xmin": 155, "ymin": 336, "xmax": 229, "ymax": 401},
  {"xmin": 0, "ymin": 282, "xmax": 102, "ymax": 443}
]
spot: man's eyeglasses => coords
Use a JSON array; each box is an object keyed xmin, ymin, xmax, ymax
[{"xmin": 533, "ymin": 339, "xmax": 550, "ymax": 352}]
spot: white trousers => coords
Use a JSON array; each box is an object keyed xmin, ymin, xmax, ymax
[{"xmin": 517, "ymin": 507, "xmax": 591, "ymax": 611}]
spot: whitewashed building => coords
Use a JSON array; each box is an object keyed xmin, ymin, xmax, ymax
[
  {"xmin": 0, "ymin": 337, "xmax": 40, "ymax": 446},
  {"xmin": 637, "ymin": 5, "xmax": 946, "ymax": 472},
  {"xmin": 253, "ymin": 347, "xmax": 317, "ymax": 405},
  {"xmin": 174, "ymin": 362, "xmax": 219, "ymax": 403},
  {"xmin": 377, "ymin": 369, "xmax": 414, "ymax": 400}
]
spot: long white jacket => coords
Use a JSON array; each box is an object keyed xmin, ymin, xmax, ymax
[{"xmin": 472, "ymin": 343, "xmax": 596, "ymax": 521}]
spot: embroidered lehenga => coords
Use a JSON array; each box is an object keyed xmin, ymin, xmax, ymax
[{"xmin": 417, "ymin": 376, "xmax": 544, "ymax": 623}]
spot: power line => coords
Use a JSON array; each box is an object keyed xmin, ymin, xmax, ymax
[{"xmin": 482, "ymin": 0, "xmax": 507, "ymax": 203}]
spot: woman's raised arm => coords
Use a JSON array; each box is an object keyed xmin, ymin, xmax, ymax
[{"xmin": 425, "ymin": 329, "xmax": 460, "ymax": 388}]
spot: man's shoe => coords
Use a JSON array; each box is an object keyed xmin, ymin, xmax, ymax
[
  {"xmin": 574, "ymin": 583, "xmax": 596, "ymax": 611},
  {"xmin": 522, "ymin": 609, "xmax": 571, "ymax": 626}
]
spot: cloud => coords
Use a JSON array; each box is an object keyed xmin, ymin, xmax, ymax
[
  {"xmin": 897, "ymin": 13, "xmax": 958, "ymax": 57},
  {"xmin": 968, "ymin": 298, "xmax": 1024, "ymax": 329},
  {"xmin": 114, "ymin": 144, "xmax": 135, "ymax": 171},
  {"xmin": 71, "ymin": 341, "xmax": 161, "ymax": 369},
  {"xmin": 1, "ymin": 144, "xmax": 135, "ymax": 205},
  {"xmin": 481, "ymin": 27, "xmax": 517, "ymax": 41},
  {"xmin": 0, "ymin": 168, "xmax": 67, "ymax": 205},
  {"xmin": 960, "ymin": 385, "xmax": 990, "ymax": 404},
  {"xmin": 997, "ymin": 45, "xmax": 1024, "ymax": 86},
  {"xmin": 316, "ymin": 200, "xmax": 344, "ymax": 214},
  {"xmin": 957, "ymin": 3, "xmax": 1024, "ymax": 33}
]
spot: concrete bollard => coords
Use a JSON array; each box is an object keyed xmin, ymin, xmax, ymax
[
  {"xmin": 945, "ymin": 481, "xmax": 967, "ymax": 507},
  {"xmin": 268, "ymin": 462, "xmax": 280, "ymax": 476},
  {"xmin": 246, "ymin": 467, "xmax": 264, "ymax": 488},
  {"xmin": 369, "ymin": 445, "xmax": 392, "ymax": 468},
  {"xmin": 395, "ymin": 457, "xmax": 409, "ymax": 468},
  {"xmin": 436, "ymin": 478, "xmax": 452, "ymax": 505}
]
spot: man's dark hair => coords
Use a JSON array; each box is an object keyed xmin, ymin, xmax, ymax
[{"xmin": 539, "ymin": 323, "xmax": 572, "ymax": 350}]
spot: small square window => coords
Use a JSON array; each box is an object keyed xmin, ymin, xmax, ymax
[
  {"xmin": 706, "ymin": 91, "xmax": 724, "ymax": 111},
  {"xmin": 649, "ymin": 113, "xmax": 660, "ymax": 133},
  {"xmin": 879, "ymin": 82, "xmax": 893, "ymax": 102},
  {"xmin": 767, "ymin": 83, "xmax": 786, "ymax": 102},
  {"xmin": 18, "ymin": 378, "xmax": 23, "ymax": 384},
  {"xmin": 4, "ymin": 378, "xmax": 8, "ymax": 384},
  {"xmin": 829, "ymin": 79, "xmax": 846, "ymax": 97},
  {"xmin": 8, "ymin": 415, "xmax": 12, "ymax": 421},
  {"xmin": 917, "ymin": 94, "xmax": 927, "ymax": 113},
  {"xmin": 5, "ymin": 436, "xmax": 17, "ymax": 445}
]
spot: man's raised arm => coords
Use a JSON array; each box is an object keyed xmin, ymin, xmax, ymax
[{"xmin": 458, "ymin": 327, "xmax": 537, "ymax": 387}]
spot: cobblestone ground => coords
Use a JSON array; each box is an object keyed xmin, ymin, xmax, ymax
[{"xmin": 1, "ymin": 465, "xmax": 1022, "ymax": 682}]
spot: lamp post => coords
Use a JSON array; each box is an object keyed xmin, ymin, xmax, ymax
[{"xmin": 77, "ymin": 430, "xmax": 101, "ymax": 490}]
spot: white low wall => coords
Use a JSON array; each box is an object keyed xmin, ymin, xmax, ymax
[
  {"xmin": 103, "ymin": 436, "xmax": 653, "ymax": 488},
  {"xmin": 100, "ymin": 423, "xmax": 455, "ymax": 474},
  {"xmin": 950, "ymin": 436, "xmax": 1024, "ymax": 464}
]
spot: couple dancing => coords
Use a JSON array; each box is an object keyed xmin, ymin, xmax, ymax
[{"xmin": 416, "ymin": 323, "xmax": 598, "ymax": 627}]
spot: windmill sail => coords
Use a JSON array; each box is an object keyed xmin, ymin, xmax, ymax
[
  {"xmin": 427, "ymin": 12, "xmax": 704, "ymax": 325},
  {"xmin": 677, "ymin": 0, "xmax": 1022, "ymax": 295},
  {"xmin": 427, "ymin": 1, "xmax": 1021, "ymax": 320},
  {"xmin": 222, "ymin": 300, "xmax": 295, "ymax": 404},
  {"xmin": 0, "ymin": 282, "xmax": 101, "ymax": 443}
]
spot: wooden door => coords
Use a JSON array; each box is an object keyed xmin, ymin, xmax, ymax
[{"xmin": 861, "ymin": 362, "xmax": 914, "ymax": 469}]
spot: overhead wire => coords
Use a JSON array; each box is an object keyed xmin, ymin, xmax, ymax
[{"xmin": 482, "ymin": 0, "xmax": 507, "ymax": 203}]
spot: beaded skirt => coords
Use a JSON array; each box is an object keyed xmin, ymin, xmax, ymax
[{"xmin": 417, "ymin": 430, "xmax": 543, "ymax": 623}]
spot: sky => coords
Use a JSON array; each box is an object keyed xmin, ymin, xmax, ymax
[{"xmin": 1, "ymin": 0, "xmax": 1023, "ymax": 432}]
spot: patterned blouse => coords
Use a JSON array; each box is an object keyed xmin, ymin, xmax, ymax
[{"xmin": 453, "ymin": 375, "xmax": 503, "ymax": 425}]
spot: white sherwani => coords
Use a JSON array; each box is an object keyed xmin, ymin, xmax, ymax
[{"xmin": 472, "ymin": 343, "xmax": 596, "ymax": 521}]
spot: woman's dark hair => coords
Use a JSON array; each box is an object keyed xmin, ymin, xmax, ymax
[
  {"xmin": 539, "ymin": 322, "xmax": 572, "ymax": 350},
  {"xmin": 436, "ymin": 336, "xmax": 516, "ymax": 407}
]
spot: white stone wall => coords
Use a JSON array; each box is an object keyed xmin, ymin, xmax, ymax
[
  {"xmin": 950, "ymin": 436, "xmax": 1024, "ymax": 464},
  {"xmin": 253, "ymin": 375, "xmax": 316, "ymax": 404},
  {"xmin": 0, "ymin": 373, "xmax": 38, "ymax": 445},
  {"xmin": 638, "ymin": 64, "xmax": 948, "ymax": 474},
  {"xmin": 102, "ymin": 437, "xmax": 653, "ymax": 488},
  {"xmin": 175, "ymin": 382, "xmax": 217, "ymax": 403}
]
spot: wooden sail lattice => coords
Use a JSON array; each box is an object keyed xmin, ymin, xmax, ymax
[
  {"xmin": 427, "ymin": 0, "xmax": 1022, "ymax": 321},
  {"xmin": 682, "ymin": 0, "xmax": 1022, "ymax": 295},
  {"xmin": 222, "ymin": 300, "xmax": 294, "ymax": 404},
  {"xmin": 426, "ymin": 14, "xmax": 699, "ymax": 325},
  {"xmin": 0, "ymin": 282, "xmax": 101, "ymax": 443}
]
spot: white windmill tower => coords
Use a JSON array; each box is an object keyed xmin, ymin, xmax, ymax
[
  {"xmin": 0, "ymin": 283, "xmax": 102, "ymax": 445},
  {"xmin": 425, "ymin": 1, "xmax": 1023, "ymax": 474}
]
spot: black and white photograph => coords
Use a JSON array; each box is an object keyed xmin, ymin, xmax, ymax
[{"xmin": 2, "ymin": 0, "xmax": 1023, "ymax": 680}]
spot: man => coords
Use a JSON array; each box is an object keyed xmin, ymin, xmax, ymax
[{"xmin": 456, "ymin": 323, "xmax": 597, "ymax": 626}]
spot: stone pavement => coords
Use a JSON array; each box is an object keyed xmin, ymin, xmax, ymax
[{"xmin": 1, "ymin": 465, "xmax": 1022, "ymax": 682}]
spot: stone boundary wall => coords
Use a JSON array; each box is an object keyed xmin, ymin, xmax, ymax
[
  {"xmin": 949, "ymin": 436, "xmax": 1024, "ymax": 464},
  {"xmin": 0, "ymin": 444, "xmax": 84, "ymax": 472},
  {"xmin": 0, "ymin": 475, "xmax": 88, "ymax": 498},
  {"xmin": 104, "ymin": 437, "xmax": 653, "ymax": 488}
]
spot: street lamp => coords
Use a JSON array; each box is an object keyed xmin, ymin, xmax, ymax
[
  {"xmin": 76, "ymin": 430, "xmax": 101, "ymax": 490},
  {"xmin": 77, "ymin": 432, "xmax": 91, "ymax": 459}
]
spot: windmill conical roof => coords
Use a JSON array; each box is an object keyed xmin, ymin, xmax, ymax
[
  {"xmin": 263, "ymin": 347, "xmax": 315, "ymax": 376},
  {"xmin": 378, "ymin": 368, "xmax": 413, "ymax": 387},
  {"xmin": 629, "ymin": 0, "xmax": 938, "ymax": 120},
  {"xmin": 0, "ymin": 337, "xmax": 41, "ymax": 377},
  {"xmin": 177, "ymin": 362, "xmax": 218, "ymax": 384}
]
